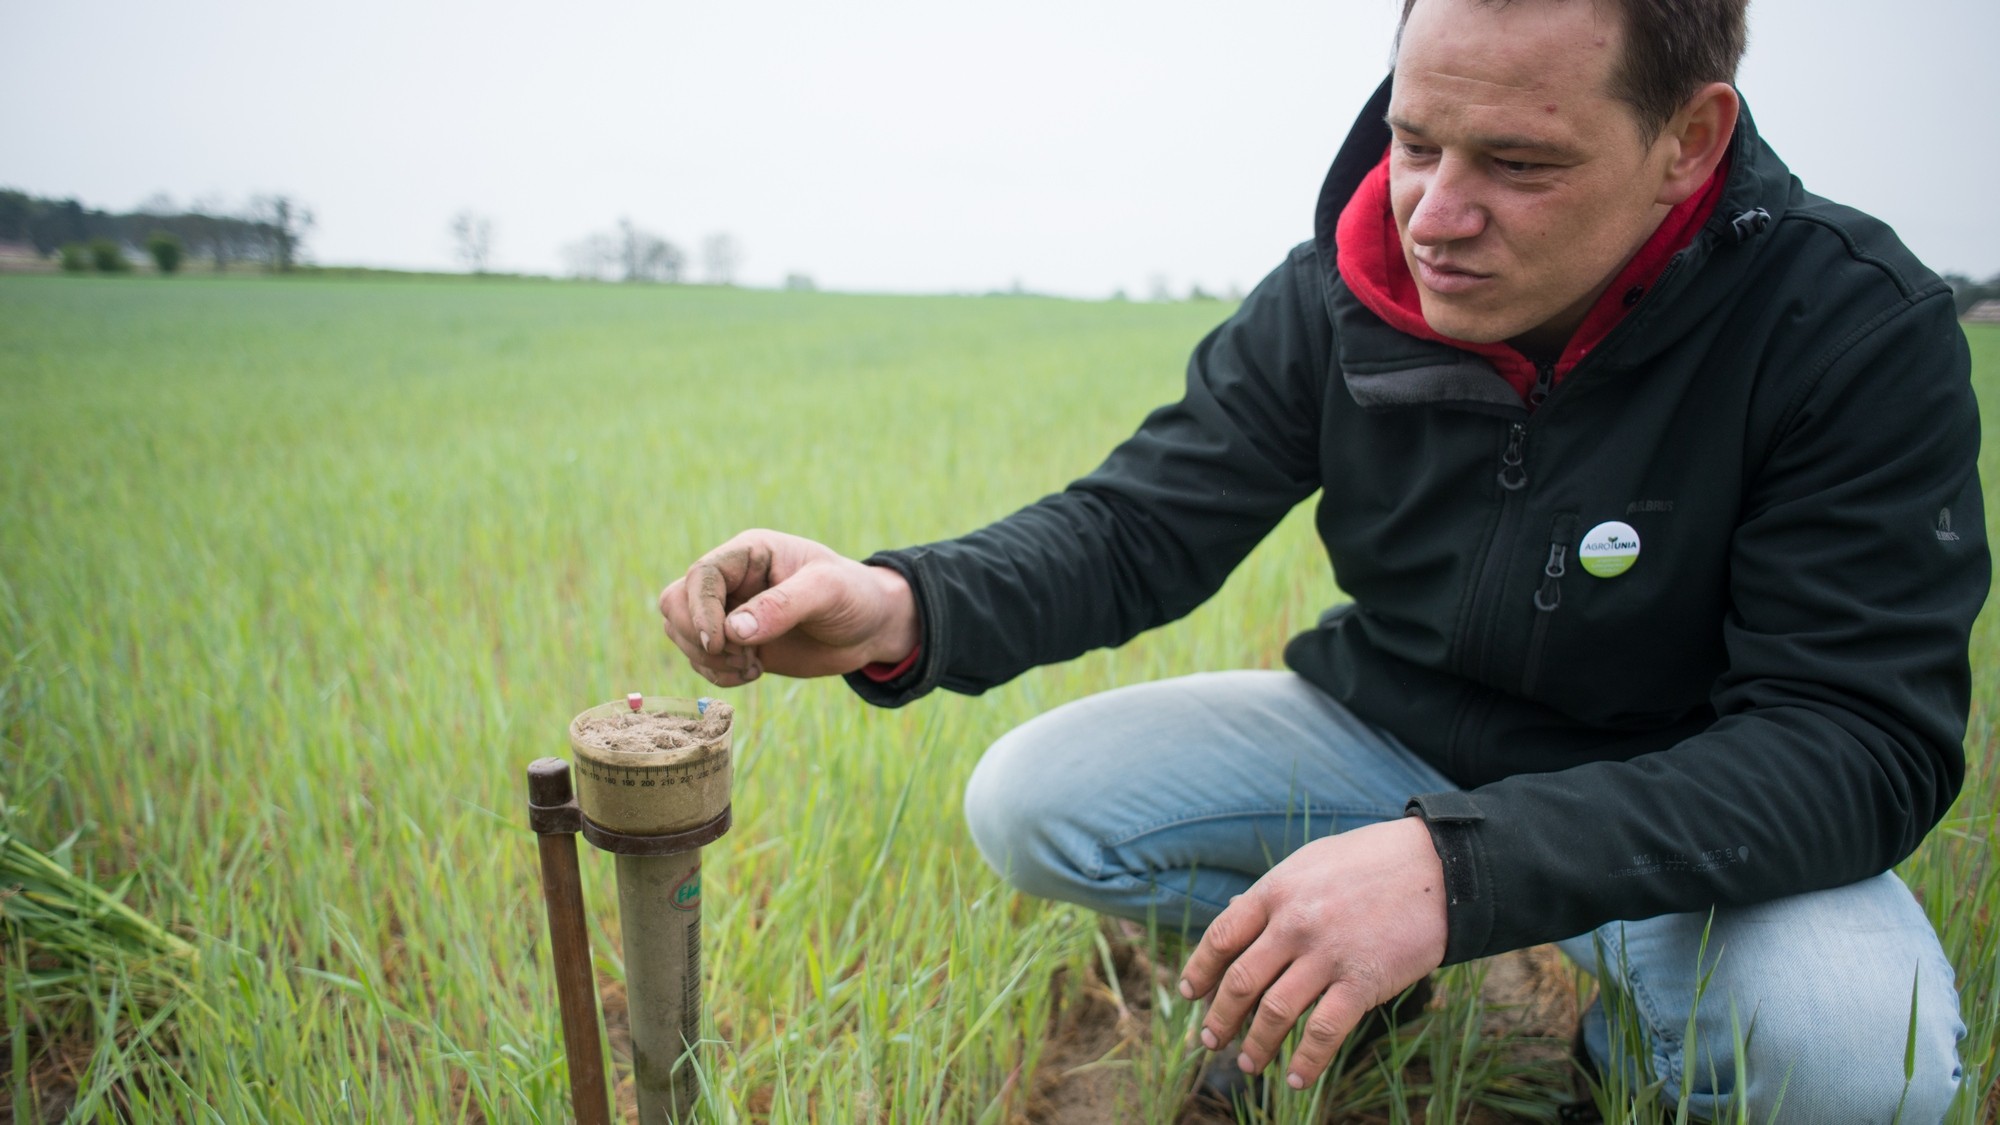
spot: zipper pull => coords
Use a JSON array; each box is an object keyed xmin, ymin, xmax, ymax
[
  {"xmin": 1498, "ymin": 423, "xmax": 1528, "ymax": 491},
  {"xmin": 1529, "ymin": 361, "xmax": 1556, "ymax": 408},
  {"xmin": 1534, "ymin": 543, "xmax": 1566, "ymax": 611}
]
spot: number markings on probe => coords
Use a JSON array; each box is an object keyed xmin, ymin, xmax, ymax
[{"xmin": 573, "ymin": 757, "xmax": 727, "ymax": 789}]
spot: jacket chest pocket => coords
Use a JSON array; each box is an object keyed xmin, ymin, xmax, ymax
[{"xmin": 1508, "ymin": 506, "xmax": 1727, "ymax": 726}]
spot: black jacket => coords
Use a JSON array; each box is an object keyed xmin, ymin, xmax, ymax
[{"xmin": 849, "ymin": 80, "xmax": 1988, "ymax": 964}]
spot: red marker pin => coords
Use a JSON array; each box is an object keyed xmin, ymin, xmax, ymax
[{"xmin": 627, "ymin": 692, "xmax": 644, "ymax": 712}]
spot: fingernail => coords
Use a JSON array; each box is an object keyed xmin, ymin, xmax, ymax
[
  {"xmin": 728, "ymin": 611, "xmax": 757, "ymax": 640},
  {"xmin": 699, "ymin": 630, "xmax": 710, "ymax": 651},
  {"xmin": 1199, "ymin": 1028, "xmax": 1218, "ymax": 1051},
  {"xmin": 1236, "ymin": 1052, "xmax": 1254, "ymax": 1073},
  {"xmin": 1178, "ymin": 979, "xmax": 1194, "ymax": 1000},
  {"xmin": 1287, "ymin": 1073, "xmax": 1305, "ymax": 1090}
]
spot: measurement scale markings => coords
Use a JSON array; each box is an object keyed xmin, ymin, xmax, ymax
[{"xmin": 575, "ymin": 758, "xmax": 727, "ymax": 788}]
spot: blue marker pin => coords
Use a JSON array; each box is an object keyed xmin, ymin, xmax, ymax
[{"xmin": 696, "ymin": 697, "xmax": 711, "ymax": 716}]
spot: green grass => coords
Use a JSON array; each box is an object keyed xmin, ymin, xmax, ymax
[{"xmin": 0, "ymin": 274, "xmax": 1993, "ymax": 1123}]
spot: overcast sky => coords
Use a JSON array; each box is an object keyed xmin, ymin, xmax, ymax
[{"xmin": 5, "ymin": 0, "xmax": 1995, "ymax": 298}]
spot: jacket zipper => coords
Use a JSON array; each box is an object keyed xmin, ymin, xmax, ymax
[
  {"xmin": 1462, "ymin": 420, "xmax": 1531, "ymax": 684},
  {"xmin": 1521, "ymin": 512, "xmax": 1578, "ymax": 697},
  {"xmin": 1453, "ymin": 356, "xmax": 1590, "ymax": 751},
  {"xmin": 1527, "ymin": 360, "xmax": 1556, "ymax": 409},
  {"xmin": 1497, "ymin": 422, "xmax": 1528, "ymax": 491}
]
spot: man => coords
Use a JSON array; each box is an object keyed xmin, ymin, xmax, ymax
[{"xmin": 659, "ymin": 0, "xmax": 1985, "ymax": 1118}]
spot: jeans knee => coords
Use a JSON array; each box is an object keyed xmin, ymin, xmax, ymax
[
  {"xmin": 1723, "ymin": 1028, "xmax": 1960, "ymax": 1123},
  {"xmin": 961, "ymin": 738, "xmax": 1018, "ymax": 880},
  {"xmin": 1705, "ymin": 973, "xmax": 1963, "ymax": 1123},
  {"xmin": 962, "ymin": 726, "xmax": 1074, "ymax": 897}
]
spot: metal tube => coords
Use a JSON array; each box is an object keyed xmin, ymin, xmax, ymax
[
  {"xmin": 525, "ymin": 758, "xmax": 612, "ymax": 1125},
  {"xmin": 615, "ymin": 849, "xmax": 703, "ymax": 1121}
]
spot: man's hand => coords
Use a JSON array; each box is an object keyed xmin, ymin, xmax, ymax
[
  {"xmin": 658, "ymin": 530, "xmax": 919, "ymax": 687},
  {"xmin": 1177, "ymin": 816, "xmax": 1449, "ymax": 1089}
]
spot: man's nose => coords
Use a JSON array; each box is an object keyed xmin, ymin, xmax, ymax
[{"xmin": 1406, "ymin": 158, "xmax": 1487, "ymax": 246}]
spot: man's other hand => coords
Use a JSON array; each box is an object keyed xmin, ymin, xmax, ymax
[
  {"xmin": 1177, "ymin": 816, "xmax": 1449, "ymax": 1089},
  {"xmin": 658, "ymin": 530, "xmax": 919, "ymax": 687}
]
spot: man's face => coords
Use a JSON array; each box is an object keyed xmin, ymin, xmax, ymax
[{"xmin": 1387, "ymin": 0, "xmax": 1677, "ymax": 351}]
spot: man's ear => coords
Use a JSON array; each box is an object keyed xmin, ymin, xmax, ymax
[{"xmin": 1655, "ymin": 82, "xmax": 1739, "ymax": 206}]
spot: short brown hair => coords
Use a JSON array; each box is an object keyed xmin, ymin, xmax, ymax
[{"xmin": 1396, "ymin": 0, "xmax": 1749, "ymax": 139}]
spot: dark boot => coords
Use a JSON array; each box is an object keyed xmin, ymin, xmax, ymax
[{"xmin": 1557, "ymin": 1021, "xmax": 1603, "ymax": 1122}]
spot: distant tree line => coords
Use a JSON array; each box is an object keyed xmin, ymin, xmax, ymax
[
  {"xmin": 1946, "ymin": 273, "xmax": 2000, "ymax": 317},
  {"xmin": 0, "ymin": 189, "xmax": 314, "ymax": 271},
  {"xmin": 559, "ymin": 217, "xmax": 743, "ymax": 285}
]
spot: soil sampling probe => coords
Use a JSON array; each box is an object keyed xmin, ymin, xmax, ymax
[{"xmin": 527, "ymin": 692, "xmax": 734, "ymax": 1124}]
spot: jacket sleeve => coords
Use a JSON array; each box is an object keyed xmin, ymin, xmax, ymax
[
  {"xmin": 845, "ymin": 247, "xmax": 1330, "ymax": 707},
  {"xmin": 1410, "ymin": 290, "xmax": 1988, "ymax": 964}
]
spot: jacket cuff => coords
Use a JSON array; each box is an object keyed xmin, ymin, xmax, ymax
[
  {"xmin": 840, "ymin": 549, "xmax": 947, "ymax": 708},
  {"xmin": 1405, "ymin": 792, "xmax": 1494, "ymax": 966}
]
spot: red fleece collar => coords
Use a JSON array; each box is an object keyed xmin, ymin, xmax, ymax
[{"xmin": 1335, "ymin": 149, "xmax": 1727, "ymax": 404}]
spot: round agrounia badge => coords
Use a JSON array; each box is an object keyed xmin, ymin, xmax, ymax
[{"xmin": 1579, "ymin": 520, "xmax": 1641, "ymax": 578}]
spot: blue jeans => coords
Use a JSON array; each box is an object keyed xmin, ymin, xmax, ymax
[{"xmin": 963, "ymin": 671, "xmax": 1966, "ymax": 1122}]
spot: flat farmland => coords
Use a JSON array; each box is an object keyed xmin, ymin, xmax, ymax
[{"xmin": 2, "ymin": 274, "xmax": 1994, "ymax": 1123}]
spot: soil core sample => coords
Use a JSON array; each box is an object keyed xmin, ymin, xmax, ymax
[
  {"xmin": 568, "ymin": 699, "xmax": 733, "ymax": 838},
  {"xmin": 574, "ymin": 704, "xmax": 734, "ymax": 755}
]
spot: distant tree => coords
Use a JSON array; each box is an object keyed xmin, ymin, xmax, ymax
[
  {"xmin": 450, "ymin": 209, "xmax": 494, "ymax": 274},
  {"xmin": 248, "ymin": 194, "xmax": 313, "ymax": 271},
  {"xmin": 617, "ymin": 218, "xmax": 683, "ymax": 283},
  {"xmin": 0, "ymin": 189, "xmax": 288, "ymax": 270},
  {"xmin": 1148, "ymin": 272, "xmax": 1174, "ymax": 302},
  {"xmin": 146, "ymin": 231, "xmax": 184, "ymax": 274},
  {"xmin": 647, "ymin": 240, "xmax": 685, "ymax": 283},
  {"xmin": 59, "ymin": 243, "xmax": 87, "ymax": 272},
  {"xmin": 562, "ymin": 232, "xmax": 619, "ymax": 281},
  {"xmin": 188, "ymin": 193, "xmax": 235, "ymax": 270},
  {"xmin": 783, "ymin": 272, "xmax": 815, "ymax": 292},
  {"xmin": 31, "ymin": 199, "xmax": 88, "ymax": 256},
  {"xmin": 564, "ymin": 220, "xmax": 692, "ymax": 283},
  {"xmin": 88, "ymin": 238, "xmax": 129, "ymax": 272},
  {"xmin": 701, "ymin": 232, "xmax": 740, "ymax": 285},
  {"xmin": 0, "ymin": 189, "xmax": 30, "ymax": 244}
]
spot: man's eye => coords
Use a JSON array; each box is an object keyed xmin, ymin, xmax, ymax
[
  {"xmin": 1496, "ymin": 159, "xmax": 1544, "ymax": 174},
  {"xmin": 1400, "ymin": 142, "xmax": 1437, "ymax": 160}
]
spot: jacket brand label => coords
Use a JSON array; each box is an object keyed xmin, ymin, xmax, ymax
[{"xmin": 1579, "ymin": 521, "xmax": 1641, "ymax": 578}]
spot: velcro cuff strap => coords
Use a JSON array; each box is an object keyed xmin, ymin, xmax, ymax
[{"xmin": 1407, "ymin": 791, "xmax": 1485, "ymax": 824}]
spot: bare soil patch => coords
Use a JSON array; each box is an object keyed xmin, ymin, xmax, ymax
[
  {"xmin": 1027, "ymin": 927, "xmax": 1580, "ymax": 1124},
  {"xmin": 1024, "ymin": 921, "xmax": 1220, "ymax": 1125}
]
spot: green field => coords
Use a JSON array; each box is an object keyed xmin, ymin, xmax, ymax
[{"xmin": 2, "ymin": 274, "xmax": 1995, "ymax": 1123}]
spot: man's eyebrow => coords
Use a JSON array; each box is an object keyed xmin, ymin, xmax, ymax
[{"xmin": 1384, "ymin": 115, "xmax": 1585, "ymax": 161}]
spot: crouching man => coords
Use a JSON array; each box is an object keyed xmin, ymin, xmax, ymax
[{"xmin": 661, "ymin": 0, "xmax": 1986, "ymax": 1118}]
